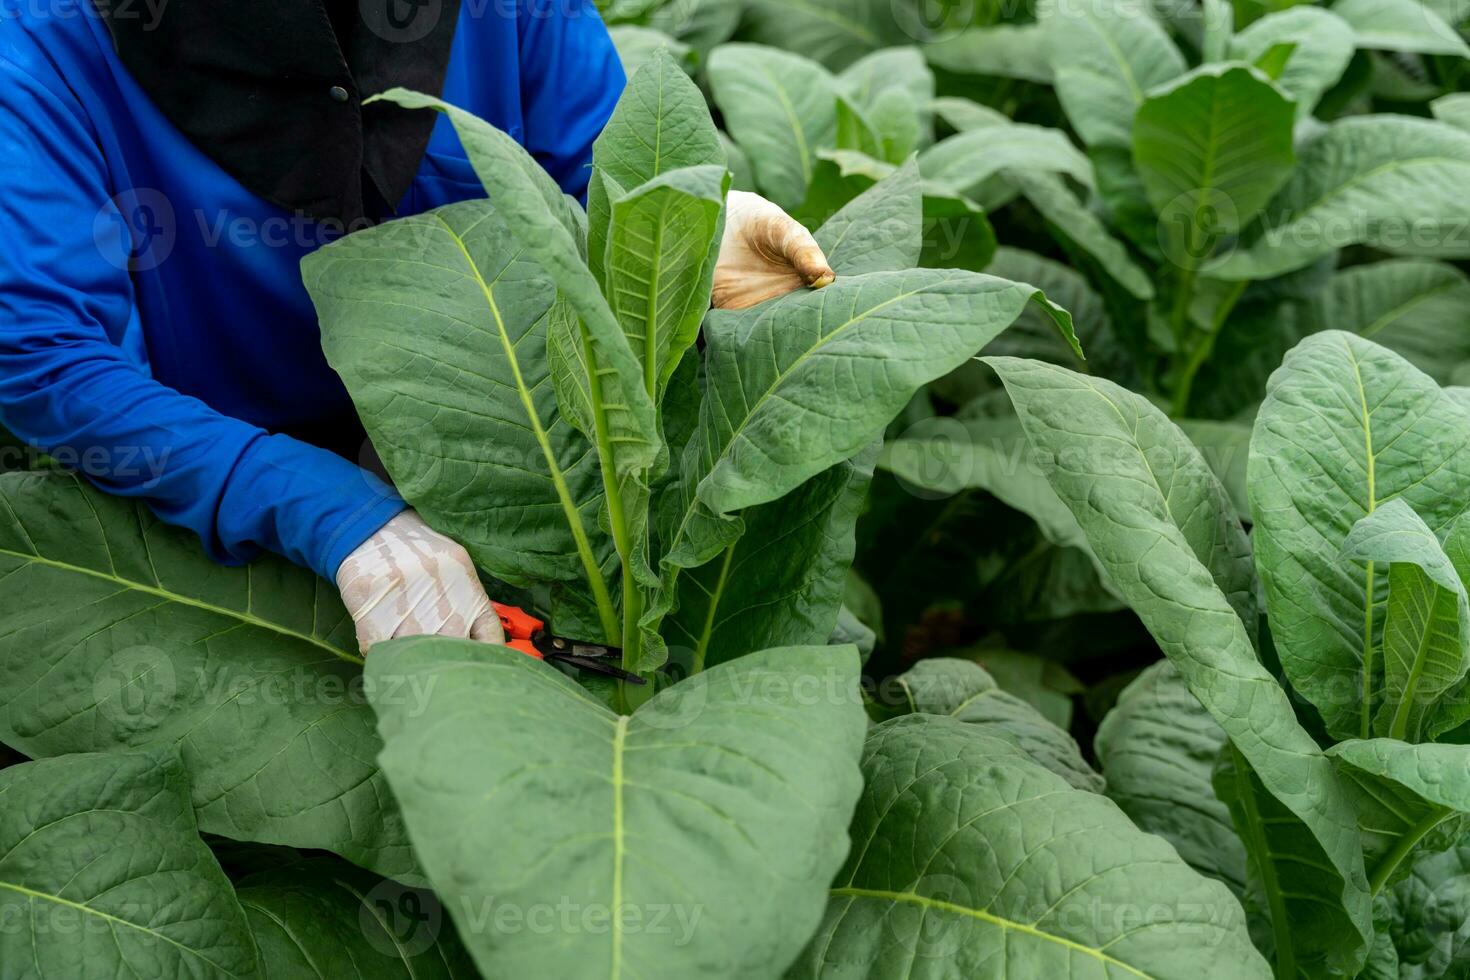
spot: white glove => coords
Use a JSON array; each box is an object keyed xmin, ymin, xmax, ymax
[
  {"xmin": 335, "ymin": 510, "xmax": 505, "ymax": 654},
  {"xmin": 712, "ymin": 191, "xmax": 836, "ymax": 310}
]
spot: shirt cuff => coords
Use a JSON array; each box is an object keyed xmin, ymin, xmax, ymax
[
  {"xmin": 215, "ymin": 432, "xmax": 409, "ymax": 581},
  {"xmin": 320, "ymin": 492, "xmax": 409, "ymax": 583}
]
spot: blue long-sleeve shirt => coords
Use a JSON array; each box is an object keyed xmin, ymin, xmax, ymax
[{"xmin": 0, "ymin": 1, "xmax": 624, "ymax": 579}]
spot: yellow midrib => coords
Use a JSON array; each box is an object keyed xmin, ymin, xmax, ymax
[
  {"xmin": 1349, "ymin": 340, "xmax": 1379, "ymax": 739},
  {"xmin": 0, "ymin": 545, "xmax": 358, "ymax": 665},
  {"xmin": 431, "ymin": 213, "xmax": 620, "ymax": 642},
  {"xmin": 609, "ymin": 716, "xmax": 629, "ymax": 980},
  {"xmin": 0, "ymin": 879, "xmax": 250, "ymax": 978},
  {"xmin": 828, "ymin": 886, "xmax": 1157, "ymax": 979}
]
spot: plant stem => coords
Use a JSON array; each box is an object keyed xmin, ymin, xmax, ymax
[
  {"xmin": 1169, "ymin": 267, "xmax": 1197, "ymax": 346},
  {"xmin": 1230, "ymin": 743, "xmax": 1297, "ymax": 980},
  {"xmin": 579, "ymin": 322, "xmax": 643, "ymax": 679},
  {"xmin": 1170, "ymin": 278, "xmax": 1247, "ymax": 417},
  {"xmin": 1369, "ymin": 806, "xmax": 1451, "ymax": 895},
  {"xmin": 691, "ymin": 543, "xmax": 736, "ymax": 675},
  {"xmin": 1357, "ymin": 362, "xmax": 1379, "ymax": 739},
  {"xmin": 619, "ymin": 574, "xmax": 652, "ymax": 713},
  {"xmin": 440, "ymin": 217, "xmax": 620, "ymax": 643},
  {"xmin": 620, "ymin": 567, "xmax": 644, "ymax": 674}
]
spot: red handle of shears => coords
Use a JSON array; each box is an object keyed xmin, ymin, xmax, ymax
[{"xmin": 492, "ymin": 601, "xmax": 545, "ymax": 659}]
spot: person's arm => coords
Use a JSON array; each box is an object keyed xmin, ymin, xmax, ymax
[
  {"xmin": 0, "ymin": 54, "xmax": 405, "ymax": 582},
  {"xmin": 516, "ymin": 0, "xmax": 625, "ymax": 199}
]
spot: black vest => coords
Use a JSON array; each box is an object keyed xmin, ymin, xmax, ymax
[{"xmin": 98, "ymin": 0, "xmax": 463, "ymax": 224}]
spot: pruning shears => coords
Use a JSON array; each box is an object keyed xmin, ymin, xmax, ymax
[{"xmin": 491, "ymin": 601, "xmax": 646, "ymax": 684}]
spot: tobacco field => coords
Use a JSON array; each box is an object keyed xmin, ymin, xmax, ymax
[{"xmin": 7, "ymin": 0, "xmax": 1470, "ymax": 977}]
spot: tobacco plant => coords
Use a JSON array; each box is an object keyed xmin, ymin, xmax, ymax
[
  {"xmin": 0, "ymin": 50, "xmax": 1246, "ymax": 980},
  {"xmin": 5, "ymin": 4, "xmax": 1470, "ymax": 975},
  {"xmin": 300, "ymin": 53, "xmax": 1078, "ymax": 689},
  {"xmin": 991, "ymin": 331, "xmax": 1470, "ymax": 977},
  {"xmin": 704, "ymin": 7, "xmax": 1470, "ymax": 422}
]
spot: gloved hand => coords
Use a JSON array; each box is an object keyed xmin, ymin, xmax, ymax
[
  {"xmin": 713, "ymin": 190, "xmax": 836, "ymax": 309},
  {"xmin": 335, "ymin": 510, "xmax": 505, "ymax": 654}
]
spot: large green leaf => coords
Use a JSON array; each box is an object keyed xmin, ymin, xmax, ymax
[
  {"xmin": 1250, "ymin": 332, "xmax": 1470, "ymax": 741},
  {"xmin": 664, "ymin": 449, "xmax": 876, "ymax": 670},
  {"xmin": 896, "ymin": 658, "xmax": 1103, "ymax": 791},
  {"xmin": 1341, "ymin": 501, "xmax": 1470, "ymax": 741},
  {"xmin": 594, "ymin": 47, "xmax": 721, "ymax": 192},
  {"xmin": 789, "ymin": 715, "xmax": 1269, "ymax": 978},
  {"xmin": 1216, "ymin": 116, "xmax": 1470, "ymax": 280},
  {"xmin": 1432, "ymin": 92, "xmax": 1470, "ymax": 132},
  {"xmin": 878, "ymin": 413, "xmax": 1093, "ymax": 558},
  {"xmin": 305, "ymin": 200, "xmax": 618, "ymax": 638},
  {"xmin": 605, "ymin": 26, "xmax": 693, "ymax": 80},
  {"xmin": 840, "ymin": 90, "xmax": 921, "ymax": 165},
  {"xmin": 985, "ymin": 359, "xmax": 1258, "ymax": 625},
  {"xmin": 838, "ymin": 46, "xmax": 934, "ymax": 115},
  {"xmin": 1040, "ymin": 0, "xmax": 1187, "ymax": 149},
  {"xmin": 693, "ymin": 270, "xmax": 1077, "ymax": 518},
  {"xmin": 1006, "ymin": 170, "xmax": 1156, "ymax": 301},
  {"xmin": 987, "ymin": 356, "xmax": 1374, "ymax": 971},
  {"xmin": 1305, "ymin": 259, "xmax": 1470, "ymax": 384},
  {"xmin": 606, "ymin": 165, "xmax": 729, "ymax": 402},
  {"xmin": 835, "ymin": 47, "xmax": 932, "ymax": 161},
  {"xmin": 1377, "ymin": 840, "xmax": 1470, "ymax": 978},
  {"xmin": 237, "ymin": 856, "xmax": 476, "ymax": 979},
  {"xmin": 924, "ymin": 24, "xmax": 1053, "ymax": 83},
  {"xmin": 982, "ymin": 246, "xmax": 1114, "ymax": 370},
  {"xmin": 1095, "ymin": 660, "xmax": 1248, "ymax": 895},
  {"xmin": 812, "ymin": 156, "xmax": 923, "ymax": 275},
  {"xmin": 1228, "ymin": 7, "xmax": 1355, "ymax": 120},
  {"xmin": 1131, "ymin": 64, "xmax": 1296, "ymax": 264},
  {"xmin": 656, "ymin": 268, "xmax": 1077, "ymax": 601},
  {"xmin": 707, "ymin": 44, "xmax": 838, "ymax": 209},
  {"xmin": 647, "ymin": 0, "xmax": 740, "ymax": 54},
  {"xmin": 368, "ymin": 93, "xmax": 660, "ymax": 654},
  {"xmin": 738, "ymin": 0, "xmax": 903, "ymax": 71},
  {"xmin": 1180, "ymin": 418, "xmax": 1253, "ymax": 522},
  {"xmin": 659, "ymin": 162, "xmax": 922, "ymax": 667},
  {"xmin": 1329, "ymin": 740, "xmax": 1470, "ymax": 893},
  {"xmin": 588, "ymin": 48, "xmax": 726, "ymax": 287},
  {"xmin": 367, "ymin": 639, "xmax": 867, "ymax": 980},
  {"xmin": 0, "ymin": 747, "xmax": 258, "ymax": 978},
  {"xmin": 919, "ymin": 125, "xmax": 1094, "ymax": 198},
  {"xmin": 0, "ymin": 470, "xmax": 414, "ymax": 877},
  {"xmin": 1333, "ymin": 0, "xmax": 1470, "ymax": 56}
]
